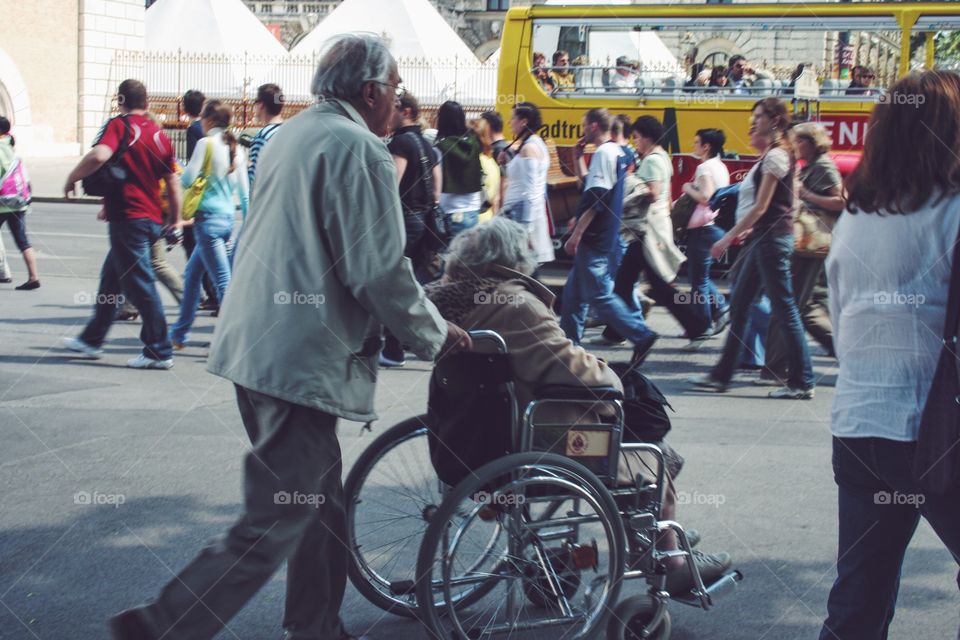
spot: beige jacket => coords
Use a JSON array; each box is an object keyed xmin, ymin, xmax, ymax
[
  {"xmin": 207, "ymin": 99, "xmax": 447, "ymax": 421},
  {"xmin": 447, "ymin": 266, "xmax": 623, "ymax": 421}
]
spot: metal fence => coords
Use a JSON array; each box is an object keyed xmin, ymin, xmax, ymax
[{"xmin": 110, "ymin": 50, "xmax": 499, "ymax": 119}]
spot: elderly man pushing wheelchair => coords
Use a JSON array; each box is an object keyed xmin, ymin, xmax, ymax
[{"xmin": 110, "ymin": 34, "xmax": 471, "ymax": 640}]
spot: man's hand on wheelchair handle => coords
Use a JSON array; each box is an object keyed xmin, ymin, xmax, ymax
[{"xmin": 442, "ymin": 321, "xmax": 473, "ymax": 355}]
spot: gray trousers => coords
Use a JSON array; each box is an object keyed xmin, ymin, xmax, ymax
[
  {"xmin": 137, "ymin": 385, "xmax": 348, "ymax": 640},
  {"xmin": 121, "ymin": 240, "xmax": 184, "ymax": 312}
]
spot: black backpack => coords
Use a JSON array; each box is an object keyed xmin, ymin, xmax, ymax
[{"xmin": 608, "ymin": 362, "xmax": 674, "ymax": 442}]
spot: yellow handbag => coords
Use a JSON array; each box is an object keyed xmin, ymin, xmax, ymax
[{"xmin": 182, "ymin": 141, "xmax": 213, "ymax": 221}]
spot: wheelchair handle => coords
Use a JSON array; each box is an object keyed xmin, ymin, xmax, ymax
[{"xmin": 467, "ymin": 330, "xmax": 508, "ymax": 354}]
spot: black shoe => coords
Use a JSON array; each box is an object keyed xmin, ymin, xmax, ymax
[
  {"xmin": 0, "ymin": 277, "xmax": 11, "ymax": 283},
  {"xmin": 109, "ymin": 609, "xmax": 157, "ymax": 640},
  {"xmin": 15, "ymin": 279, "xmax": 40, "ymax": 290},
  {"xmin": 115, "ymin": 310, "xmax": 139, "ymax": 321},
  {"xmin": 664, "ymin": 550, "xmax": 733, "ymax": 595},
  {"xmin": 198, "ymin": 298, "xmax": 219, "ymax": 311},
  {"xmin": 630, "ymin": 333, "xmax": 659, "ymax": 368}
]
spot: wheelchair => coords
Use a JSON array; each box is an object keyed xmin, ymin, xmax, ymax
[{"xmin": 345, "ymin": 331, "xmax": 742, "ymax": 639}]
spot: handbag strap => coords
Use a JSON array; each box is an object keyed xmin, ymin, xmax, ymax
[
  {"xmin": 113, "ymin": 116, "xmax": 132, "ymax": 162},
  {"xmin": 943, "ymin": 221, "xmax": 960, "ymax": 354},
  {"xmin": 406, "ymin": 132, "xmax": 436, "ymax": 205},
  {"xmin": 199, "ymin": 139, "xmax": 214, "ymax": 179}
]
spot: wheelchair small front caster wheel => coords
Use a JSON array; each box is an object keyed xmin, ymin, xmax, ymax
[{"xmin": 607, "ymin": 594, "xmax": 671, "ymax": 640}]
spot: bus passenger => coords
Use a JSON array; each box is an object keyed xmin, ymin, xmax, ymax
[
  {"xmin": 845, "ymin": 65, "xmax": 877, "ymax": 96},
  {"xmin": 709, "ymin": 65, "xmax": 729, "ymax": 90},
  {"xmin": 549, "ymin": 50, "xmax": 576, "ymax": 92},
  {"xmin": 609, "ymin": 56, "xmax": 639, "ymax": 92},
  {"xmin": 532, "ymin": 51, "xmax": 555, "ymax": 93}
]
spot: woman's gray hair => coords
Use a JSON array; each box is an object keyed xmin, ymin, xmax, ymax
[
  {"xmin": 311, "ymin": 34, "xmax": 394, "ymax": 101},
  {"xmin": 445, "ymin": 217, "xmax": 538, "ymax": 280}
]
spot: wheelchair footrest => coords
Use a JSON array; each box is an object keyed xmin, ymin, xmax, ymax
[{"xmin": 671, "ymin": 569, "xmax": 743, "ymax": 607}]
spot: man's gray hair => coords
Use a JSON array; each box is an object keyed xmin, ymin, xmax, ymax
[
  {"xmin": 445, "ymin": 217, "xmax": 538, "ymax": 280},
  {"xmin": 311, "ymin": 34, "xmax": 394, "ymax": 101}
]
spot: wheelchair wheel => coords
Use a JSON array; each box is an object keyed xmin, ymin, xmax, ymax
[
  {"xmin": 607, "ymin": 594, "xmax": 671, "ymax": 640},
  {"xmin": 416, "ymin": 452, "xmax": 626, "ymax": 640},
  {"xmin": 345, "ymin": 415, "xmax": 502, "ymax": 618}
]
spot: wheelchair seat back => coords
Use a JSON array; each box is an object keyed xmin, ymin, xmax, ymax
[{"xmin": 427, "ymin": 350, "xmax": 518, "ymax": 487}]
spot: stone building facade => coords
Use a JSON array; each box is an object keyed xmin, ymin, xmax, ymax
[{"xmin": 0, "ymin": 0, "xmax": 144, "ymax": 156}]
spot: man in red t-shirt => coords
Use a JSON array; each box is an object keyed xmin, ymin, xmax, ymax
[{"xmin": 63, "ymin": 79, "xmax": 182, "ymax": 369}]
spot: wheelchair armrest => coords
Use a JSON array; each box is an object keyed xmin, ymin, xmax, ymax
[{"xmin": 533, "ymin": 385, "xmax": 624, "ymax": 401}]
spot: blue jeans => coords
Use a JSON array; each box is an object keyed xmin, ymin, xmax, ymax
[
  {"xmin": 711, "ymin": 234, "xmax": 813, "ymax": 388},
  {"xmin": 686, "ymin": 225, "xmax": 728, "ymax": 330},
  {"xmin": 820, "ymin": 437, "xmax": 960, "ymax": 640},
  {"xmin": 560, "ymin": 242, "xmax": 656, "ymax": 346},
  {"xmin": 80, "ymin": 218, "xmax": 172, "ymax": 360},
  {"xmin": 171, "ymin": 213, "xmax": 234, "ymax": 344},
  {"xmin": 446, "ymin": 209, "xmax": 480, "ymax": 237}
]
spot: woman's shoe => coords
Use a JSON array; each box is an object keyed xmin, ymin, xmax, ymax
[
  {"xmin": 15, "ymin": 279, "xmax": 40, "ymax": 290},
  {"xmin": 115, "ymin": 311, "xmax": 139, "ymax": 321},
  {"xmin": 0, "ymin": 277, "xmax": 12, "ymax": 283}
]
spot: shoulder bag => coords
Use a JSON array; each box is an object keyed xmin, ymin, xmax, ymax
[
  {"xmin": 408, "ymin": 133, "xmax": 450, "ymax": 253},
  {"xmin": 914, "ymin": 219, "xmax": 960, "ymax": 494},
  {"xmin": 82, "ymin": 117, "xmax": 131, "ymax": 197},
  {"xmin": 181, "ymin": 140, "xmax": 213, "ymax": 221}
]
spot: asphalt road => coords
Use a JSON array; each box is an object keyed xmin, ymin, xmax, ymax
[{"xmin": 0, "ymin": 203, "xmax": 957, "ymax": 640}]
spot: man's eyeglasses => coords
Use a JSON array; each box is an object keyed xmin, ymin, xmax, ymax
[{"xmin": 373, "ymin": 81, "xmax": 406, "ymax": 99}]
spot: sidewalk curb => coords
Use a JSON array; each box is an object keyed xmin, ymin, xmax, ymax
[{"xmin": 32, "ymin": 196, "xmax": 102, "ymax": 205}]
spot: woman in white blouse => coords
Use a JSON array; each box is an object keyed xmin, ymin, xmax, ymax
[
  {"xmin": 819, "ymin": 70, "xmax": 960, "ymax": 640},
  {"xmin": 499, "ymin": 102, "xmax": 555, "ymax": 265}
]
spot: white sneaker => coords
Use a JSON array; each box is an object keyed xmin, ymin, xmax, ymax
[
  {"xmin": 127, "ymin": 354, "xmax": 173, "ymax": 370},
  {"xmin": 584, "ymin": 334, "xmax": 627, "ymax": 347},
  {"xmin": 63, "ymin": 337, "xmax": 103, "ymax": 359}
]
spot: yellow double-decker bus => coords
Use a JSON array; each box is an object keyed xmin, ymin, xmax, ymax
[{"xmin": 496, "ymin": 2, "xmax": 960, "ymax": 159}]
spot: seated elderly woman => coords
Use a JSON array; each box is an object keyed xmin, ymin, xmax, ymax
[{"xmin": 426, "ymin": 217, "xmax": 732, "ymax": 593}]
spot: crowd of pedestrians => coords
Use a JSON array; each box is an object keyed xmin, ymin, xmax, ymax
[{"xmin": 9, "ymin": 27, "xmax": 951, "ymax": 638}]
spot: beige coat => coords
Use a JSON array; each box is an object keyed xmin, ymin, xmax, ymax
[{"xmin": 207, "ymin": 99, "xmax": 447, "ymax": 422}]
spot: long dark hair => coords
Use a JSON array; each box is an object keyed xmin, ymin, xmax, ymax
[
  {"xmin": 751, "ymin": 97, "xmax": 793, "ymax": 161},
  {"xmin": 436, "ymin": 101, "xmax": 467, "ymax": 140},
  {"xmin": 201, "ymin": 100, "xmax": 237, "ymax": 174},
  {"xmin": 846, "ymin": 71, "xmax": 960, "ymax": 214}
]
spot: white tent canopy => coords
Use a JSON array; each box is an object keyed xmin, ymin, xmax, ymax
[
  {"xmin": 290, "ymin": 0, "xmax": 482, "ymax": 104},
  {"xmin": 539, "ymin": 0, "xmax": 683, "ymax": 79},
  {"xmin": 145, "ymin": 0, "xmax": 287, "ymax": 96}
]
